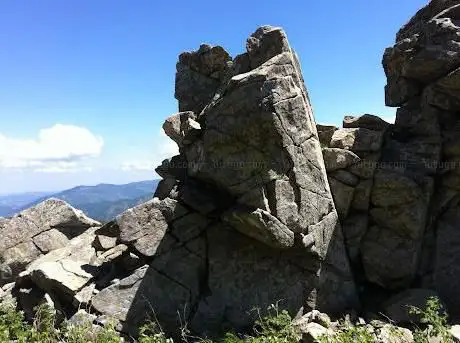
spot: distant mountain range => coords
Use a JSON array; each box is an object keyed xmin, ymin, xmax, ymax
[
  {"xmin": 0, "ymin": 180, "xmax": 159, "ymax": 222},
  {"xmin": 0, "ymin": 191, "xmax": 54, "ymax": 217}
]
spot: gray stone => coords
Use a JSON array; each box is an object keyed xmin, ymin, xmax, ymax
[
  {"xmin": 32, "ymin": 229, "xmax": 69, "ymax": 253},
  {"xmin": 328, "ymin": 177, "xmax": 355, "ymax": 219},
  {"xmin": 330, "ymin": 128, "xmax": 384, "ymax": 153},
  {"xmin": 378, "ymin": 324, "xmax": 414, "ymax": 343},
  {"xmin": 163, "ymin": 111, "xmax": 201, "ymax": 148},
  {"xmin": 316, "ymin": 124, "xmax": 338, "ymax": 147},
  {"xmin": 114, "ymin": 198, "xmax": 186, "ymax": 257},
  {"xmin": 295, "ymin": 321, "xmax": 330, "ymax": 343},
  {"xmin": 348, "ymin": 152, "xmax": 381, "ymax": 179},
  {"xmin": 89, "ymin": 25, "xmax": 358, "ymax": 339},
  {"xmin": 322, "ymin": 148, "xmax": 360, "ymax": 172},
  {"xmin": 0, "ymin": 198, "xmax": 99, "ymax": 253},
  {"xmin": 351, "ymin": 179, "xmax": 373, "ymax": 211},
  {"xmin": 222, "ymin": 207, "xmax": 295, "ymax": 249},
  {"xmin": 175, "ymin": 45, "xmax": 231, "ymax": 114},
  {"xmin": 361, "ymin": 226, "xmax": 421, "ymax": 289},
  {"xmin": 329, "ymin": 169, "xmax": 359, "ymax": 187},
  {"xmin": 343, "ymin": 114, "xmax": 390, "ymax": 131},
  {"xmin": 93, "ymin": 234, "xmax": 117, "ymax": 251},
  {"xmin": 342, "ymin": 214, "xmax": 368, "ymax": 263}
]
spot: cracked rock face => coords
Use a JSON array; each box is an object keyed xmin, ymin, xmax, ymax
[
  {"xmin": 0, "ymin": 199, "xmax": 100, "ymax": 285},
  {"xmin": 317, "ymin": 0, "xmax": 460, "ymax": 320},
  {"xmin": 89, "ymin": 26, "xmax": 358, "ymax": 338}
]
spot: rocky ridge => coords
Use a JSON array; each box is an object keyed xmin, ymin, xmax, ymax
[{"xmin": 1, "ymin": 1, "xmax": 460, "ymax": 342}]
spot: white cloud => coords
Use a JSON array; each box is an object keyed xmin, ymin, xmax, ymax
[
  {"xmin": 0, "ymin": 124, "xmax": 103, "ymax": 172},
  {"xmin": 382, "ymin": 114, "xmax": 396, "ymax": 124},
  {"xmin": 121, "ymin": 161, "xmax": 153, "ymax": 172},
  {"xmin": 120, "ymin": 129, "xmax": 179, "ymax": 173}
]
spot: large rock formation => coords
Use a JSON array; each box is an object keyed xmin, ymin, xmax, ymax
[
  {"xmin": 382, "ymin": 0, "xmax": 460, "ymax": 318},
  {"xmin": 318, "ymin": 0, "xmax": 460, "ymax": 321},
  {"xmin": 106, "ymin": 25, "xmax": 358, "ymax": 337},
  {"xmin": 5, "ymin": 2, "xmax": 460, "ymax": 341}
]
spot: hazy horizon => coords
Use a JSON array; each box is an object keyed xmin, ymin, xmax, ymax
[{"xmin": 0, "ymin": 0, "xmax": 425, "ymax": 193}]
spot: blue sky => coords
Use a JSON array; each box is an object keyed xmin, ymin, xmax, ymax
[{"xmin": 0, "ymin": 0, "xmax": 427, "ymax": 194}]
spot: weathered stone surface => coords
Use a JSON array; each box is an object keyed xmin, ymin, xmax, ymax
[
  {"xmin": 163, "ymin": 111, "xmax": 201, "ymax": 148},
  {"xmin": 330, "ymin": 128, "xmax": 384, "ymax": 153},
  {"xmin": 127, "ymin": 25, "xmax": 357, "ymax": 337},
  {"xmin": 343, "ymin": 114, "xmax": 390, "ymax": 131},
  {"xmin": 222, "ymin": 207, "xmax": 295, "ymax": 249},
  {"xmin": 361, "ymin": 226, "xmax": 421, "ymax": 289},
  {"xmin": 20, "ymin": 227, "xmax": 98, "ymax": 304},
  {"xmin": 433, "ymin": 203, "xmax": 460, "ymax": 317},
  {"xmin": 0, "ymin": 199, "xmax": 100, "ymax": 285},
  {"xmin": 342, "ymin": 214, "xmax": 368, "ymax": 263},
  {"xmin": 384, "ymin": 4, "xmax": 460, "ymax": 105},
  {"xmin": 351, "ymin": 179, "xmax": 373, "ymax": 211},
  {"xmin": 30, "ymin": 259, "xmax": 93, "ymax": 296},
  {"xmin": 175, "ymin": 44, "xmax": 232, "ymax": 114},
  {"xmin": 348, "ymin": 152, "xmax": 381, "ymax": 179},
  {"xmin": 322, "ymin": 148, "xmax": 360, "ymax": 172},
  {"xmin": 316, "ymin": 124, "xmax": 338, "ymax": 146},
  {"xmin": 0, "ymin": 199, "xmax": 99, "ymax": 253},
  {"xmin": 32, "ymin": 229, "xmax": 69, "ymax": 253},
  {"xmin": 296, "ymin": 322, "xmax": 330, "ymax": 343},
  {"xmin": 328, "ymin": 178, "xmax": 354, "ymax": 220},
  {"xmin": 378, "ymin": 324, "xmax": 414, "ymax": 343},
  {"xmin": 114, "ymin": 198, "xmax": 188, "ymax": 257},
  {"xmin": 329, "ymin": 170, "xmax": 359, "ymax": 187},
  {"xmin": 93, "ymin": 234, "xmax": 117, "ymax": 251},
  {"xmin": 155, "ymin": 155, "xmax": 188, "ymax": 181}
]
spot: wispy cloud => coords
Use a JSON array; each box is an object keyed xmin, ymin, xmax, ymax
[
  {"xmin": 0, "ymin": 124, "xmax": 103, "ymax": 172},
  {"xmin": 382, "ymin": 114, "xmax": 396, "ymax": 124},
  {"xmin": 120, "ymin": 129, "xmax": 179, "ymax": 174}
]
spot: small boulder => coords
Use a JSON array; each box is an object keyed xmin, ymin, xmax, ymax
[
  {"xmin": 378, "ymin": 324, "xmax": 414, "ymax": 343},
  {"xmin": 330, "ymin": 128, "xmax": 384, "ymax": 153},
  {"xmin": 322, "ymin": 148, "xmax": 360, "ymax": 172},
  {"xmin": 317, "ymin": 124, "xmax": 338, "ymax": 147},
  {"xmin": 343, "ymin": 114, "xmax": 390, "ymax": 131}
]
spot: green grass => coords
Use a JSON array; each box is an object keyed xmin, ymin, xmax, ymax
[
  {"xmin": 218, "ymin": 303, "xmax": 300, "ymax": 343},
  {"xmin": 409, "ymin": 296, "xmax": 453, "ymax": 343},
  {"xmin": 0, "ymin": 297, "xmax": 454, "ymax": 343}
]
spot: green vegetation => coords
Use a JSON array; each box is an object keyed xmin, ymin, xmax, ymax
[
  {"xmin": 0, "ymin": 303, "xmax": 166, "ymax": 343},
  {"xmin": 409, "ymin": 296, "xmax": 452, "ymax": 343},
  {"xmin": 217, "ymin": 303, "xmax": 300, "ymax": 343},
  {"xmin": 319, "ymin": 296, "xmax": 453, "ymax": 343},
  {"xmin": 0, "ymin": 297, "xmax": 455, "ymax": 343},
  {"xmin": 317, "ymin": 325, "xmax": 374, "ymax": 343}
]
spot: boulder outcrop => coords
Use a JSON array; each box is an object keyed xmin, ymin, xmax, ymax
[
  {"xmin": 0, "ymin": 199, "xmax": 100, "ymax": 285},
  {"xmin": 317, "ymin": 0, "xmax": 460, "ymax": 321},
  {"xmin": 4, "ymin": 1, "xmax": 460, "ymax": 340},
  {"xmin": 106, "ymin": 25, "xmax": 358, "ymax": 337}
]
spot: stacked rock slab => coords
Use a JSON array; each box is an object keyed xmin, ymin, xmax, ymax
[
  {"xmin": 94, "ymin": 26, "xmax": 359, "ymax": 338},
  {"xmin": 318, "ymin": 115, "xmax": 389, "ymax": 267},
  {"xmin": 373, "ymin": 0, "xmax": 460, "ymax": 312},
  {"xmin": 0, "ymin": 199, "xmax": 100, "ymax": 285},
  {"xmin": 388, "ymin": 0, "xmax": 460, "ymax": 317},
  {"xmin": 318, "ymin": 0, "xmax": 460, "ymax": 319}
]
